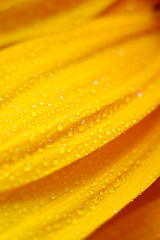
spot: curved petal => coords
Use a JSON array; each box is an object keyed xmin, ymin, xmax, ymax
[
  {"xmin": 0, "ymin": 20, "xmax": 159, "ymax": 191},
  {"xmin": 0, "ymin": 0, "xmax": 116, "ymax": 47},
  {"xmin": 0, "ymin": 0, "xmax": 160, "ymax": 239},
  {"xmin": 0, "ymin": 107, "xmax": 160, "ymax": 239},
  {"xmin": 88, "ymin": 178, "xmax": 160, "ymax": 240}
]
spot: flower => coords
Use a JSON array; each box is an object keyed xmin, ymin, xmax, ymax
[{"xmin": 0, "ymin": 0, "xmax": 159, "ymax": 239}]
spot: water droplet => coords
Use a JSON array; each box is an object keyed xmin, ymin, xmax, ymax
[
  {"xmin": 138, "ymin": 92, "xmax": 143, "ymax": 97},
  {"xmin": 106, "ymin": 130, "xmax": 111, "ymax": 136},
  {"xmin": 93, "ymin": 80, "xmax": 98, "ymax": 85},
  {"xmin": 77, "ymin": 206, "xmax": 85, "ymax": 216},
  {"xmin": 78, "ymin": 121, "xmax": 85, "ymax": 132},
  {"xmin": 96, "ymin": 114, "xmax": 101, "ymax": 123},
  {"xmin": 51, "ymin": 194, "xmax": 56, "ymax": 200},
  {"xmin": 89, "ymin": 121, "xmax": 94, "ymax": 128},
  {"xmin": 32, "ymin": 112, "xmax": 36, "ymax": 117},
  {"xmin": 92, "ymin": 181, "xmax": 98, "ymax": 187},
  {"xmin": 68, "ymin": 128, "xmax": 74, "ymax": 137},
  {"xmin": 114, "ymin": 179, "xmax": 121, "ymax": 188},
  {"xmin": 57, "ymin": 123, "xmax": 63, "ymax": 131},
  {"xmin": 24, "ymin": 162, "xmax": 31, "ymax": 172},
  {"xmin": 93, "ymin": 138, "xmax": 97, "ymax": 144}
]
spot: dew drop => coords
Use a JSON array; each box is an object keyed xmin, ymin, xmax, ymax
[
  {"xmin": 78, "ymin": 121, "xmax": 85, "ymax": 132},
  {"xmin": 93, "ymin": 80, "xmax": 98, "ymax": 85},
  {"xmin": 51, "ymin": 194, "xmax": 56, "ymax": 200},
  {"xmin": 114, "ymin": 179, "xmax": 121, "ymax": 188},
  {"xmin": 96, "ymin": 114, "xmax": 101, "ymax": 123},
  {"xmin": 24, "ymin": 162, "xmax": 31, "ymax": 172},
  {"xmin": 106, "ymin": 130, "xmax": 111, "ymax": 136},
  {"xmin": 89, "ymin": 121, "xmax": 94, "ymax": 128},
  {"xmin": 77, "ymin": 206, "xmax": 85, "ymax": 216},
  {"xmin": 32, "ymin": 112, "xmax": 36, "ymax": 117},
  {"xmin": 93, "ymin": 138, "xmax": 97, "ymax": 144},
  {"xmin": 138, "ymin": 92, "xmax": 143, "ymax": 97},
  {"xmin": 57, "ymin": 123, "xmax": 63, "ymax": 131},
  {"xmin": 68, "ymin": 128, "xmax": 74, "ymax": 137}
]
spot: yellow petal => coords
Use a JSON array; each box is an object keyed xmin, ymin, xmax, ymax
[
  {"xmin": 0, "ymin": 0, "xmax": 116, "ymax": 47},
  {"xmin": 88, "ymin": 178, "xmax": 160, "ymax": 240},
  {"xmin": 0, "ymin": 107, "xmax": 160, "ymax": 240},
  {"xmin": 0, "ymin": 14, "xmax": 159, "ymax": 191},
  {"xmin": 0, "ymin": 0, "xmax": 160, "ymax": 239}
]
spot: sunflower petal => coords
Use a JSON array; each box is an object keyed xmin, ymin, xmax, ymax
[
  {"xmin": 0, "ymin": 0, "xmax": 160, "ymax": 239},
  {"xmin": 88, "ymin": 178, "xmax": 160, "ymax": 240},
  {"xmin": 0, "ymin": 0, "xmax": 116, "ymax": 47},
  {"xmin": 0, "ymin": 12, "xmax": 160, "ymax": 191},
  {"xmin": 0, "ymin": 107, "xmax": 160, "ymax": 240}
]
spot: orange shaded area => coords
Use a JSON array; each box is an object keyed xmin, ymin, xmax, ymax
[
  {"xmin": 88, "ymin": 177, "xmax": 160, "ymax": 240},
  {"xmin": 0, "ymin": 0, "xmax": 85, "ymax": 33}
]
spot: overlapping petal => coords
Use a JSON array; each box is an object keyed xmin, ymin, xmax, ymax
[
  {"xmin": 88, "ymin": 178, "xmax": 160, "ymax": 240},
  {"xmin": 0, "ymin": 0, "xmax": 159, "ymax": 239},
  {"xmin": 0, "ymin": 107, "xmax": 160, "ymax": 240},
  {"xmin": 0, "ymin": 0, "xmax": 116, "ymax": 47},
  {"xmin": 0, "ymin": 7, "xmax": 160, "ymax": 191}
]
